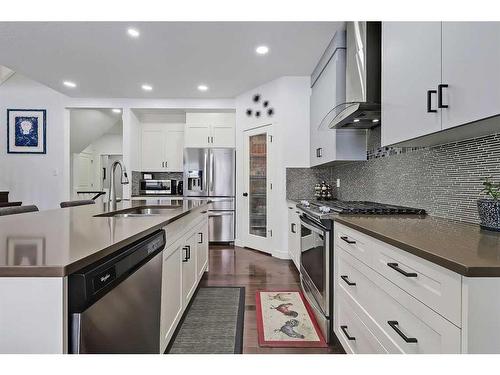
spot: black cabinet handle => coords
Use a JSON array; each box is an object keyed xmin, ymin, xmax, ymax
[
  {"xmin": 387, "ymin": 263, "xmax": 417, "ymax": 277},
  {"xmin": 387, "ymin": 321, "xmax": 417, "ymax": 343},
  {"xmin": 198, "ymin": 232, "xmax": 203, "ymax": 244},
  {"xmin": 427, "ymin": 90, "xmax": 437, "ymax": 113},
  {"xmin": 340, "ymin": 236, "xmax": 356, "ymax": 244},
  {"xmin": 291, "ymin": 223, "xmax": 296, "ymax": 233},
  {"xmin": 438, "ymin": 84, "xmax": 449, "ymax": 108},
  {"xmin": 243, "ymin": 192, "xmax": 248, "ymax": 197},
  {"xmin": 182, "ymin": 247, "xmax": 189, "ymax": 262},
  {"xmin": 162, "ymin": 162, "xmax": 164, "ymax": 168},
  {"xmin": 341, "ymin": 275, "xmax": 356, "ymax": 286},
  {"xmin": 340, "ymin": 325, "xmax": 356, "ymax": 341},
  {"xmin": 316, "ymin": 148, "xmax": 323, "ymax": 158},
  {"xmin": 208, "ymin": 136, "xmax": 210, "ymax": 144}
]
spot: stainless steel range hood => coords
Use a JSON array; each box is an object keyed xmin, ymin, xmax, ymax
[{"xmin": 328, "ymin": 22, "xmax": 381, "ymax": 129}]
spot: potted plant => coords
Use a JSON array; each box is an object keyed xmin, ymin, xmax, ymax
[{"xmin": 478, "ymin": 177, "xmax": 500, "ymax": 231}]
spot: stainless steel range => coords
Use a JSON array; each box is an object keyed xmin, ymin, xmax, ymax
[{"xmin": 296, "ymin": 200, "xmax": 425, "ymax": 344}]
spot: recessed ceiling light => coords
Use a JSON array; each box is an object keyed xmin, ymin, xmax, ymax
[
  {"xmin": 63, "ymin": 80, "xmax": 77, "ymax": 88},
  {"xmin": 112, "ymin": 109, "xmax": 121, "ymax": 114},
  {"xmin": 141, "ymin": 84, "xmax": 153, "ymax": 91},
  {"xmin": 353, "ymin": 119, "xmax": 360, "ymax": 123},
  {"xmin": 127, "ymin": 28, "xmax": 140, "ymax": 38},
  {"xmin": 256, "ymin": 45, "xmax": 269, "ymax": 55},
  {"xmin": 372, "ymin": 119, "xmax": 379, "ymax": 123},
  {"xmin": 197, "ymin": 84, "xmax": 208, "ymax": 92}
]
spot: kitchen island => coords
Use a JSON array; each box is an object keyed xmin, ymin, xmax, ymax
[{"xmin": 0, "ymin": 199, "xmax": 210, "ymax": 353}]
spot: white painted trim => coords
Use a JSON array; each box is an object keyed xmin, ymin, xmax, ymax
[
  {"xmin": 234, "ymin": 239, "xmax": 245, "ymax": 248},
  {"xmin": 272, "ymin": 249, "xmax": 291, "ymax": 260}
]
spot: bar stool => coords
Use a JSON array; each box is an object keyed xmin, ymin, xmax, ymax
[
  {"xmin": 0, "ymin": 205, "xmax": 39, "ymax": 216},
  {"xmin": 60, "ymin": 200, "xmax": 96, "ymax": 208}
]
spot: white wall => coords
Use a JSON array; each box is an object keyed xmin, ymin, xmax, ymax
[
  {"xmin": 69, "ymin": 109, "xmax": 120, "ymax": 154},
  {"xmin": 235, "ymin": 76, "xmax": 310, "ymax": 258},
  {"xmin": 87, "ymin": 133, "xmax": 123, "ymax": 155},
  {"xmin": 0, "ymin": 73, "xmax": 69, "ymax": 209}
]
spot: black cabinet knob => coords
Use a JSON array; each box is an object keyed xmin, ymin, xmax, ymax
[{"xmin": 243, "ymin": 192, "xmax": 248, "ymax": 197}]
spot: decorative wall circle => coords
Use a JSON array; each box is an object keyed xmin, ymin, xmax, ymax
[
  {"xmin": 267, "ymin": 108, "xmax": 274, "ymax": 116},
  {"xmin": 263, "ymin": 100, "xmax": 269, "ymax": 108},
  {"xmin": 255, "ymin": 111, "xmax": 261, "ymax": 118},
  {"xmin": 253, "ymin": 94, "xmax": 261, "ymax": 103},
  {"xmin": 246, "ymin": 109, "xmax": 253, "ymax": 116}
]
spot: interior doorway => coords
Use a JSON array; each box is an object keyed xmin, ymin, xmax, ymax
[{"xmin": 69, "ymin": 108, "xmax": 123, "ymax": 201}]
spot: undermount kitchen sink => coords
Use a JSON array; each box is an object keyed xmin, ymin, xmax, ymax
[{"xmin": 95, "ymin": 205, "xmax": 180, "ymax": 218}]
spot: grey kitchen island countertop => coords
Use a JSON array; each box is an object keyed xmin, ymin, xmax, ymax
[{"xmin": 0, "ymin": 199, "xmax": 209, "ymax": 277}]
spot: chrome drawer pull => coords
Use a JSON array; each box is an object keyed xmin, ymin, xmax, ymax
[
  {"xmin": 387, "ymin": 321, "xmax": 418, "ymax": 343},
  {"xmin": 341, "ymin": 275, "xmax": 356, "ymax": 286},
  {"xmin": 387, "ymin": 262, "xmax": 417, "ymax": 277},
  {"xmin": 340, "ymin": 236, "xmax": 356, "ymax": 244},
  {"xmin": 340, "ymin": 325, "xmax": 355, "ymax": 341}
]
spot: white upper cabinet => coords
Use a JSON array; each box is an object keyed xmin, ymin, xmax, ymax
[
  {"xmin": 441, "ymin": 22, "xmax": 500, "ymax": 130},
  {"xmin": 185, "ymin": 112, "xmax": 235, "ymax": 148},
  {"xmin": 141, "ymin": 123, "xmax": 184, "ymax": 172},
  {"xmin": 382, "ymin": 22, "xmax": 500, "ymax": 146},
  {"xmin": 381, "ymin": 22, "xmax": 442, "ymax": 146},
  {"xmin": 310, "ymin": 33, "xmax": 367, "ymax": 167}
]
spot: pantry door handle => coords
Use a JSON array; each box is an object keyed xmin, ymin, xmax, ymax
[
  {"xmin": 186, "ymin": 245, "xmax": 191, "ymax": 260},
  {"xmin": 387, "ymin": 263, "xmax": 417, "ymax": 277},
  {"xmin": 291, "ymin": 223, "xmax": 297, "ymax": 233},
  {"xmin": 438, "ymin": 84, "xmax": 449, "ymax": 108},
  {"xmin": 427, "ymin": 90, "xmax": 437, "ymax": 113},
  {"xmin": 387, "ymin": 321, "xmax": 418, "ymax": 343},
  {"xmin": 182, "ymin": 247, "xmax": 189, "ymax": 262},
  {"xmin": 340, "ymin": 236, "xmax": 356, "ymax": 244},
  {"xmin": 198, "ymin": 232, "xmax": 203, "ymax": 244},
  {"xmin": 340, "ymin": 325, "xmax": 356, "ymax": 341},
  {"xmin": 341, "ymin": 275, "xmax": 356, "ymax": 286}
]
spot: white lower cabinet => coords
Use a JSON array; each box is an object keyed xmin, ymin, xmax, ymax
[
  {"xmin": 287, "ymin": 203, "xmax": 301, "ymax": 270},
  {"xmin": 334, "ymin": 222, "xmax": 462, "ymax": 354},
  {"xmin": 160, "ymin": 212, "xmax": 209, "ymax": 353},
  {"xmin": 196, "ymin": 219, "xmax": 209, "ymax": 278},
  {"xmin": 182, "ymin": 232, "xmax": 198, "ymax": 304},
  {"xmin": 160, "ymin": 239, "xmax": 183, "ymax": 351},
  {"xmin": 336, "ymin": 288, "xmax": 388, "ymax": 354}
]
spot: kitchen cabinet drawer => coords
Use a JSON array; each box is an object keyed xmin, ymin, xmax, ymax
[
  {"xmin": 335, "ymin": 222, "xmax": 462, "ymax": 326},
  {"xmin": 336, "ymin": 288, "xmax": 388, "ymax": 354},
  {"xmin": 335, "ymin": 224, "xmax": 373, "ymax": 266},
  {"xmin": 370, "ymin": 237, "xmax": 462, "ymax": 326},
  {"xmin": 337, "ymin": 247, "xmax": 461, "ymax": 353}
]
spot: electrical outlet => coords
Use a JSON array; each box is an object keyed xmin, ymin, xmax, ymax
[{"xmin": 336, "ymin": 178, "xmax": 340, "ymax": 188}]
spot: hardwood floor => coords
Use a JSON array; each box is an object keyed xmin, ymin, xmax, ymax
[{"xmin": 200, "ymin": 245, "xmax": 344, "ymax": 354}]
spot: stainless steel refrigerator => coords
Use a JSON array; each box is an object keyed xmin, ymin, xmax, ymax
[{"xmin": 183, "ymin": 148, "xmax": 235, "ymax": 243}]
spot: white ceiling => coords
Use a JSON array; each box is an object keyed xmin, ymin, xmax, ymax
[{"xmin": 0, "ymin": 22, "xmax": 343, "ymax": 98}]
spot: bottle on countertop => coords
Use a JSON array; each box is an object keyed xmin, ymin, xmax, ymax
[{"xmin": 316, "ymin": 181, "xmax": 333, "ymax": 201}]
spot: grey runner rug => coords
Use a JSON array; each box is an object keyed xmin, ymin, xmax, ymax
[{"xmin": 166, "ymin": 287, "xmax": 245, "ymax": 354}]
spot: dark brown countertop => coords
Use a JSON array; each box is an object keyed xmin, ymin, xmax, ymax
[
  {"xmin": 335, "ymin": 215, "xmax": 500, "ymax": 277},
  {"xmin": 0, "ymin": 199, "xmax": 209, "ymax": 277}
]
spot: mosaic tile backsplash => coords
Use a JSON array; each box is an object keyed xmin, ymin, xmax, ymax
[{"xmin": 286, "ymin": 131, "xmax": 500, "ymax": 224}]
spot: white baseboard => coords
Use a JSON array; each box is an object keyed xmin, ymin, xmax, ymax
[
  {"xmin": 234, "ymin": 239, "xmax": 244, "ymax": 247},
  {"xmin": 272, "ymin": 249, "xmax": 291, "ymax": 260}
]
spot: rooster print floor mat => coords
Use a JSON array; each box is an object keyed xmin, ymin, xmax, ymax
[{"xmin": 255, "ymin": 291, "xmax": 327, "ymax": 347}]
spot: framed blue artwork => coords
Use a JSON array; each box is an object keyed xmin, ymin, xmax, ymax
[{"xmin": 7, "ymin": 109, "xmax": 46, "ymax": 154}]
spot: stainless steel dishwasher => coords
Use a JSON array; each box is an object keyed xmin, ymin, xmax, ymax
[{"xmin": 68, "ymin": 230, "xmax": 165, "ymax": 354}]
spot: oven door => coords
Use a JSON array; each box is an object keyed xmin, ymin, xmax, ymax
[{"xmin": 299, "ymin": 214, "xmax": 330, "ymax": 317}]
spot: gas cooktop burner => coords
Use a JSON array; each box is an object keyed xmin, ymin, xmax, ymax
[{"xmin": 301, "ymin": 200, "xmax": 426, "ymax": 215}]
